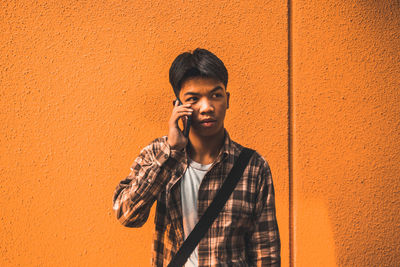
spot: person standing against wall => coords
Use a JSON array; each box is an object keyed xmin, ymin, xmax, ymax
[{"xmin": 113, "ymin": 48, "xmax": 281, "ymax": 266}]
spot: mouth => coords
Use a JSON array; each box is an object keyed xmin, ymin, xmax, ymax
[{"xmin": 199, "ymin": 119, "xmax": 217, "ymax": 127}]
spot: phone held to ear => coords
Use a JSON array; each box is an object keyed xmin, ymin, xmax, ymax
[{"xmin": 176, "ymin": 98, "xmax": 191, "ymax": 137}]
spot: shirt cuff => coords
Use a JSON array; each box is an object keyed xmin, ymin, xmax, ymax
[{"xmin": 154, "ymin": 140, "xmax": 186, "ymax": 166}]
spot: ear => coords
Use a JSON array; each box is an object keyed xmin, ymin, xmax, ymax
[{"xmin": 226, "ymin": 92, "xmax": 230, "ymax": 109}]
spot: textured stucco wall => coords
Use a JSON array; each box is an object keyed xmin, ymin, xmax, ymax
[
  {"xmin": 0, "ymin": 1, "xmax": 289, "ymax": 266},
  {"xmin": 292, "ymin": 1, "xmax": 400, "ymax": 266},
  {"xmin": 2, "ymin": 0, "xmax": 399, "ymax": 266}
]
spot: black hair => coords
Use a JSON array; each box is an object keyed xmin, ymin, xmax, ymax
[{"xmin": 169, "ymin": 48, "xmax": 228, "ymax": 98}]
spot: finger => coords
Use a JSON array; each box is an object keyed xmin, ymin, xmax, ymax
[
  {"xmin": 176, "ymin": 108, "xmax": 193, "ymax": 113},
  {"xmin": 174, "ymin": 102, "xmax": 191, "ymax": 108},
  {"xmin": 179, "ymin": 116, "xmax": 186, "ymax": 132},
  {"xmin": 175, "ymin": 113, "xmax": 192, "ymax": 122},
  {"xmin": 172, "ymin": 110, "xmax": 192, "ymax": 123},
  {"xmin": 182, "ymin": 116, "xmax": 187, "ymax": 124},
  {"xmin": 174, "ymin": 106, "xmax": 193, "ymax": 115}
]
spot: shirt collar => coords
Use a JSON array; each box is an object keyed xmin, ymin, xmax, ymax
[
  {"xmin": 215, "ymin": 128, "xmax": 237, "ymax": 163},
  {"xmin": 180, "ymin": 128, "xmax": 237, "ymax": 164}
]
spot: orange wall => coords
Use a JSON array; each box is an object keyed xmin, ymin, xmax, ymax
[
  {"xmin": 1, "ymin": 1, "xmax": 399, "ymax": 266},
  {"xmin": 292, "ymin": 1, "xmax": 400, "ymax": 266},
  {"xmin": 1, "ymin": 1, "xmax": 288, "ymax": 266}
]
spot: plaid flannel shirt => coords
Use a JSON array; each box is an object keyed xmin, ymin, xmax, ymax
[{"xmin": 113, "ymin": 130, "xmax": 281, "ymax": 266}]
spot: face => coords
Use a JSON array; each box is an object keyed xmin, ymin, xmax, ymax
[{"xmin": 179, "ymin": 77, "xmax": 230, "ymax": 137}]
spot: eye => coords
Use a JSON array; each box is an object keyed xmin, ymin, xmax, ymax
[
  {"xmin": 186, "ymin": 96, "xmax": 198, "ymax": 102},
  {"xmin": 212, "ymin": 93, "xmax": 223, "ymax": 98}
]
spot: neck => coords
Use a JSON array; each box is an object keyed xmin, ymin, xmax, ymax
[{"xmin": 187, "ymin": 128, "xmax": 225, "ymax": 165}]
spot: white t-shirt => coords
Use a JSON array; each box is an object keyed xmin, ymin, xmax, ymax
[{"xmin": 180, "ymin": 158, "xmax": 213, "ymax": 267}]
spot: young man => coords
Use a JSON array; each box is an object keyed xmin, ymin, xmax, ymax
[{"xmin": 113, "ymin": 48, "xmax": 281, "ymax": 266}]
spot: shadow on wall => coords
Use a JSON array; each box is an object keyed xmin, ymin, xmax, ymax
[
  {"xmin": 295, "ymin": 199, "xmax": 336, "ymax": 267},
  {"xmin": 327, "ymin": 168, "xmax": 399, "ymax": 266}
]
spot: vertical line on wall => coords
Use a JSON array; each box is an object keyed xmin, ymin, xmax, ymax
[{"xmin": 287, "ymin": 0, "xmax": 294, "ymax": 266}]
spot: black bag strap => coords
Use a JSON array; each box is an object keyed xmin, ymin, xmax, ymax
[{"xmin": 168, "ymin": 147, "xmax": 255, "ymax": 267}]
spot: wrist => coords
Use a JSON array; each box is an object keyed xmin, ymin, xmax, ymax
[{"xmin": 167, "ymin": 139, "xmax": 184, "ymax": 151}]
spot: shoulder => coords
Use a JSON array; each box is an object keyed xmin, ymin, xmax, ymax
[
  {"xmin": 231, "ymin": 139, "xmax": 271, "ymax": 172},
  {"xmin": 229, "ymin": 140, "xmax": 273, "ymax": 197}
]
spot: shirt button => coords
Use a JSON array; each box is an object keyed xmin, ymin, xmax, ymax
[
  {"xmin": 164, "ymin": 154, "xmax": 168, "ymax": 159},
  {"xmin": 147, "ymin": 178, "xmax": 151, "ymax": 183}
]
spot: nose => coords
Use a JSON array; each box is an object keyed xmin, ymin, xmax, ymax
[{"xmin": 199, "ymin": 98, "xmax": 214, "ymax": 114}]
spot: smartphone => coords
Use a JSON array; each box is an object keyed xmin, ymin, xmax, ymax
[{"xmin": 176, "ymin": 98, "xmax": 191, "ymax": 137}]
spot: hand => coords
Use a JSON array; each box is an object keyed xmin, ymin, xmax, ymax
[{"xmin": 167, "ymin": 100, "xmax": 193, "ymax": 150}]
